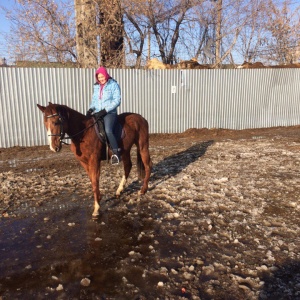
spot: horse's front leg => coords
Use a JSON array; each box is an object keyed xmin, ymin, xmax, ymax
[
  {"xmin": 80, "ymin": 160, "xmax": 101, "ymax": 217},
  {"xmin": 91, "ymin": 184, "xmax": 100, "ymax": 217},
  {"xmin": 116, "ymin": 151, "xmax": 132, "ymax": 197},
  {"xmin": 91, "ymin": 164, "xmax": 101, "ymax": 217}
]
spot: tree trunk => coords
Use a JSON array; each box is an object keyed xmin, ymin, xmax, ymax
[
  {"xmin": 215, "ymin": 0, "xmax": 222, "ymax": 67},
  {"xmin": 74, "ymin": 0, "xmax": 98, "ymax": 68},
  {"xmin": 99, "ymin": 0, "xmax": 124, "ymax": 68}
]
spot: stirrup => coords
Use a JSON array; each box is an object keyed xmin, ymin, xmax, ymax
[{"xmin": 111, "ymin": 154, "xmax": 120, "ymax": 165}]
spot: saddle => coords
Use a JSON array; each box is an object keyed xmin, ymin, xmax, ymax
[{"xmin": 93, "ymin": 116, "xmax": 124, "ymax": 161}]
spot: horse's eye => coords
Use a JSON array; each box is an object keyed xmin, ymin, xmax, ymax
[{"xmin": 54, "ymin": 121, "xmax": 60, "ymax": 125}]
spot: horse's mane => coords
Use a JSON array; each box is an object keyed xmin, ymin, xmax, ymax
[{"xmin": 49, "ymin": 103, "xmax": 85, "ymax": 122}]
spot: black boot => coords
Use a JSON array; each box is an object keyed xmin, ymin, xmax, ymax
[{"xmin": 111, "ymin": 149, "xmax": 121, "ymax": 165}]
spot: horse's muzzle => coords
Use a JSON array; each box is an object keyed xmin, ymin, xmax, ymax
[
  {"xmin": 55, "ymin": 146, "xmax": 62, "ymax": 152},
  {"xmin": 49, "ymin": 142, "xmax": 62, "ymax": 153}
]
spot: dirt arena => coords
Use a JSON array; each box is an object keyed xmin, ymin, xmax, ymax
[{"xmin": 1, "ymin": 126, "xmax": 300, "ymax": 299}]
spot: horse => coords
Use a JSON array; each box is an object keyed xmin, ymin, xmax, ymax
[{"xmin": 37, "ymin": 102, "xmax": 152, "ymax": 217}]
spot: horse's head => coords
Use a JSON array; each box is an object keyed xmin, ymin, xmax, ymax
[{"xmin": 37, "ymin": 102, "xmax": 68, "ymax": 152}]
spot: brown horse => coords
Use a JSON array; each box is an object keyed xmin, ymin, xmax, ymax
[{"xmin": 37, "ymin": 102, "xmax": 152, "ymax": 217}]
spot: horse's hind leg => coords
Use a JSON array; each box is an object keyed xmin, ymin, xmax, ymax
[
  {"xmin": 116, "ymin": 152, "xmax": 132, "ymax": 197},
  {"xmin": 139, "ymin": 147, "xmax": 152, "ymax": 195}
]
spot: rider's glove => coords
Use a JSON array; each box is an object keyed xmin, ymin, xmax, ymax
[
  {"xmin": 86, "ymin": 108, "xmax": 94, "ymax": 117},
  {"xmin": 95, "ymin": 109, "xmax": 107, "ymax": 120}
]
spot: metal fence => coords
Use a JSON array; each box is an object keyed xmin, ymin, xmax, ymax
[{"xmin": 1, "ymin": 68, "xmax": 300, "ymax": 148}]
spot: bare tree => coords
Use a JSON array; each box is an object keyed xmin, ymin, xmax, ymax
[
  {"xmin": 237, "ymin": 1, "xmax": 269, "ymax": 63},
  {"xmin": 181, "ymin": 1, "xmax": 215, "ymax": 63},
  {"xmin": 1, "ymin": 0, "xmax": 76, "ymax": 64},
  {"xmin": 122, "ymin": 0, "xmax": 196, "ymax": 67},
  {"xmin": 214, "ymin": 0, "xmax": 222, "ymax": 65},
  {"xmin": 231, "ymin": 0, "xmax": 300, "ymax": 65},
  {"xmin": 74, "ymin": 0, "xmax": 124, "ymax": 68},
  {"xmin": 148, "ymin": 0, "xmax": 194, "ymax": 65},
  {"xmin": 264, "ymin": 0, "xmax": 300, "ymax": 64},
  {"xmin": 2, "ymin": 0, "xmax": 299, "ymax": 67},
  {"xmin": 178, "ymin": 0, "xmax": 252, "ymax": 67},
  {"xmin": 123, "ymin": 0, "xmax": 149, "ymax": 68},
  {"xmin": 210, "ymin": 0, "xmax": 257, "ymax": 67},
  {"xmin": 75, "ymin": 0, "xmax": 98, "ymax": 67},
  {"xmin": 96, "ymin": 0, "xmax": 124, "ymax": 68}
]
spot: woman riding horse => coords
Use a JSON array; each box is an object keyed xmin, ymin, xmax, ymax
[
  {"xmin": 37, "ymin": 102, "xmax": 152, "ymax": 217},
  {"xmin": 87, "ymin": 67, "xmax": 121, "ymax": 165}
]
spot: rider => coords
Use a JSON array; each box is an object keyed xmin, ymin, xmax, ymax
[{"xmin": 86, "ymin": 66, "xmax": 121, "ymax": 165}]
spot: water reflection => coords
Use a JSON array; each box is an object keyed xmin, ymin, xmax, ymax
[
  {"xmin": 0, "ymin": 200, "xmax": 159, "ymax": 299},
  {"xmin": 15, "ymin": 199, "xmax": 82, "ymax": 214},
  {"xmin": 0, "ymin": 156, "xmax": 47, "ymax": 172}
]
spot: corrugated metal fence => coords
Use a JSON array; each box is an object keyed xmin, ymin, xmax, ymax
[{"xmin": 1, "ymin": 68, "xmax": 300, "ymax": 148}]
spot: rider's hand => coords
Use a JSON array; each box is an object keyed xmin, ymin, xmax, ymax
[
  {"xmin": 86, "ymin": 108, "xmax": 94, "ymax": 117},
  {"xmin": 95, "ymin": 109, "xmax": 107, "ymax": 119}
]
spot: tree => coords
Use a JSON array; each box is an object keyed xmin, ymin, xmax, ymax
[
  {"xmin": 187, "ymin": 0, "xmax": 245, "ymax": 67},
  {"xmin": 237, "ymin": 0, "xmax": 269, "ymax": 63},
  {"xmin": 180, "ymin": 1, "xmax": 214, "ymax": 63},
  {"xmin": 209, "ymin": 0, "xmax": 258, "ymax": 67},
  {"xmin": 148, "ymin": 0, "xmax": 195, "ymax": 64},
  {"xmin": 264, "ymin": 0, "xmax": 300, "ymax": 64},
  {"xmin": 1, "ymin": 0, "xmax": 76, "ymax": 64},
  {"xmin": 123, "ymin": 0, "xmax": 149, "ymax": 68},
  {"xmin": 75, "ymin": 0, "xmax": 98, "ymax": 67},
  {"xmin": 74, "ymin": 0, "xmax": 124, "ymax": 68},
  {"xmin": 1, "ymin": 0, "xmax": 299, "ymax": 67},
  {"xmin": 123, "ymin": 0, "xmax": 197, "ymax": 66},
  {"xmin": 214, "ymin": 0, "xmax": 222, "ymax": 65},
  {"xmin": 97, "ymin": 0, "xmax": 124, "ymax": 68}
]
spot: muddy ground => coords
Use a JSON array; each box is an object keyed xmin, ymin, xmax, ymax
[{"xmin": 0, "ymin": 126, "xmax": 300, "ymax": 300}]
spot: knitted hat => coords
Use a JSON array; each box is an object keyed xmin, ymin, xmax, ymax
[{"xmin": 95, "ymin": 66, "xmax": 111, "ymax": 83}]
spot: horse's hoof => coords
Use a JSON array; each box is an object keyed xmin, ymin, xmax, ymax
[
  {"xmin": 139, "ymin": 189, "xmax": 147, "ymax": 195},
  {"xmin": 92, "ymin": 212, "xmax": 99, "ymax": 218}
]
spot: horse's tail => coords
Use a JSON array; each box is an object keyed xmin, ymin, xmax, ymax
[
  {"xmin": 134, "ymin": 114, "xmax": 152, "ymax": 184},
  {"xmin": 137, "ymin": 148, "xmax": 153, "ymax": 181}
]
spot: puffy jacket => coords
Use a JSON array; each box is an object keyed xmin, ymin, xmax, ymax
[{"xmin": 89, "ymin": 79, "xmax": 121, "ymax": 113}]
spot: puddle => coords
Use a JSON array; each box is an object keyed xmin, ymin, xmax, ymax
[
  {"xmin": 0, "ymin": 200, "xmax": 162, "ymax": 299},
  {"xmin": 24, "ymin": 168, "xmax": 44, "ymax": 173},
  {"xmin": 2, "ymin": 157, "xmax": 45, "ymax": 169},
  {"xmin": 0, "ymin": 151, "xmax": 73, "ymax": 172}
]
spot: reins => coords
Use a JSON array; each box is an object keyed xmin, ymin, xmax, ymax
[{"xmin": 47, "ymin": 112, "xmax": 98, "ymax": 146}]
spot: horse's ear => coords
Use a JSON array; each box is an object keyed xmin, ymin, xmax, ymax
[
  {"xmin": 49, "ymin": 101, "xmax": 53, "ymax": 105},
  {"xmin": 37, "ymin": 104, "xmax": 46, "ymax": 112}
]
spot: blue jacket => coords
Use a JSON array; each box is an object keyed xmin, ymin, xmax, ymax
[{"xmin": 89, "ymin": 79, "xmax": 121, "ymax": 114}]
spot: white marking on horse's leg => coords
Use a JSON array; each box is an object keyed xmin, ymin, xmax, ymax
[
  {"xmin": 116, "ymin": 175, "xmax": 127, "ymax": 196},
  {"xmin": 47, "ymin": 128, "xmax": 55, "ymax": 152},
  {"xmin": 92, "ymin": 200, "xmax": 100, "ymax": 217}
]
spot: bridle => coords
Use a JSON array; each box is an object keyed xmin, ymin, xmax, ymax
[
  {"xmin": 46, "ymin": 112, "xmax": 68, "ymax": 145},
  {"xmin": 46, "ymin": 111, "xmax": 98, "ymax": 146}
]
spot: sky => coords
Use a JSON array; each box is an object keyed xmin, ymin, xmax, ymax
[
  {"xmin": 0, "ymin": 0, "xmax": 13, "ymax": 63},
  {"xmin": 1, "ymin": 0, "xmax": 300, "ymax": 65}
]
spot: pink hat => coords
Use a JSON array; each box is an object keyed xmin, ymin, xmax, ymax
[{"xmin": 95, "ymin": 66, "xmax": 111, "ymax": 83}]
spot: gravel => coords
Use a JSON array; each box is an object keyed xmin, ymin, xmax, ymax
[{"xmin": 0, "ymin": 127, "xmax": 300, "ymax": 299}]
